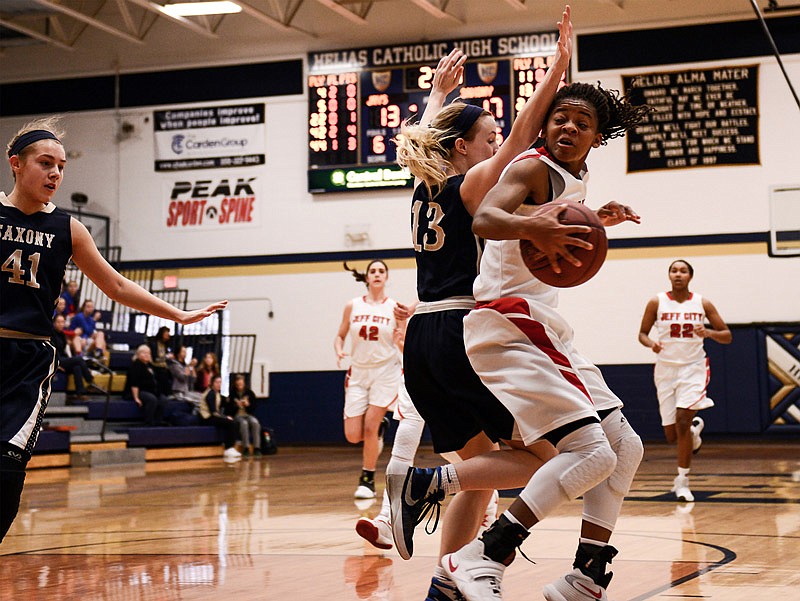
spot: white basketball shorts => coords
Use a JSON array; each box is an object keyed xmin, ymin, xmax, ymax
[
  {"xmin": 654, "ymin": 357, "xmax": 713, "ymax": 426},
  {"xmin": 344, "ymin": 361, "xmax": 401, "ymax": 418}
]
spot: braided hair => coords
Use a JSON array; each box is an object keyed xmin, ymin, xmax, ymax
[{"xmin": 546, "ymin": 82, "xmax": 652, "ymax": 145}]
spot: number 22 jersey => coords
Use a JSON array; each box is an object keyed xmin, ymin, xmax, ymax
[{"xmin": 653, "ymin": 291, "xmax": 706, "ymax": 365}]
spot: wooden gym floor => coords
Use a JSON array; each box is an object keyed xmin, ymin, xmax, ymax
[{"xmin": 1, "ymin": 441, "xmax": 798, "ymax": 600}]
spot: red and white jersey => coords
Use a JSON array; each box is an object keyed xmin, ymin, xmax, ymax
[
  {"xmin": 348, "ymin": 296, "xmax": 400, "ymax": 368},
  {"xmin": 653, "ymin": 291, "xmax": 706, "ymax": 365},
  {"xmin": 473, "ymin": 148, "xmax": 589, "ymax": 307}
]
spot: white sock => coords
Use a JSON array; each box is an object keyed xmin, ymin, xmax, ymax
[
  {"xmin": 580, "ymin": 537, "xmax": 608, "ymax": 547},
  {"xmin": 678, "ymin": 467, "xmax": 690, "ymax": 478},
  {"xmin": 441, "ymin": 464, "xmax": 461, "ymax": 495},
  {"xmin": 501, "ymin": 509, "xmax": 524, "ymax": 527}
]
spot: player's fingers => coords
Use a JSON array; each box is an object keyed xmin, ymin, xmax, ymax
[
  {"xmin": 547, "ymin": 253, "xmax": 562, "ymax": 274},
  {"xmin": 562, "ymin": 224, "xmax": 592, "ymax": 236},
  {"xmin": 559, "ymin": 246, "xmax": 583, "ymax": 267}
]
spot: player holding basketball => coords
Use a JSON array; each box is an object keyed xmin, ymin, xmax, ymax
[
  {"xmin": 402, "ymin": 83, "xmax": 650, "ymax": 601},
  {"xmin": 334, "ymin": 260, "xmax": 403, "ymax": 499},
  {"xmin": 638, "ymin": 259, "xmax": 731, "ymax": 502},
  {"xmin": 0, "ymin": 117, "xmax": 227, "ymax": 543},
  {"xmin": 387, "ymin": 8, "xmax": 575, "ymax": 600}
]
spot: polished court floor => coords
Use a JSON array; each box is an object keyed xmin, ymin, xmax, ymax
[{"xmin": 1, "ymin": 441, "xmax": 799, "ymax": 600}]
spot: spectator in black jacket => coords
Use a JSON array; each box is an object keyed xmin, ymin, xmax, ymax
[
  {"xmin": 226, "ymin": 374, "xmax": 263, "ymax": 457},
  {"xmin": 52, "ymin": 314, "xmax": 95, "ymax": 400},
  {"xmin": 148, "ymin": 326, "xmax": 173, "ymax": 396},
  {"xmin": 124, "ymin": 345, "xmax": 168, "ymax": 426}
]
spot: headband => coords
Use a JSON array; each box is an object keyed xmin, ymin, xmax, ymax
[
  {"xmin": 441, "ymin": 103, "xmax": 485, "ymax": 149},
  {"xmin": 8, "ymin": 130, "xmax": 61, "ymax": 157}
]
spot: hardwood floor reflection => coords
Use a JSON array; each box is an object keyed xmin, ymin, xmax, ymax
[{"xmin": 2, "ymin": 442, "xmax": 799, "ymax": 600}]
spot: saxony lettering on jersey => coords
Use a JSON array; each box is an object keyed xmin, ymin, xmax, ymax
[{"xmin": 0, "ymin": 224, "xmax": 56, "ymax": 248}]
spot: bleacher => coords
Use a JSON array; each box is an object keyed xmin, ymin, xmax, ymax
[{"xmin": 32, "ymin": 247, "xmax": 257, "ymax": 468}]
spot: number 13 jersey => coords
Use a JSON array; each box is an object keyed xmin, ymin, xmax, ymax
[
  {"xmin": 349, "ymin": 296, "xmax": 399, "ymax": 368},
  {"xmin": 654, "ymin": 291, "xmax": 706, "ymax": 365}
]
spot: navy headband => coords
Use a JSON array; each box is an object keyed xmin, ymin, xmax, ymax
[
  {"xmin": 8, "ymin": 130, "xmax": 61, "ymax": 157},
  {"xmin": 441, "ymin": 103, "xmax": 485, "ymax": 149}
]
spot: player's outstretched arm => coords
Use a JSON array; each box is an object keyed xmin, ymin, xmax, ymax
[
  {"xmin": 461, "ymin": 5, "xmax": 572, "ymax": 212},
  {"xmin": 70, "ymin": 218, "xmax": 227, "ymax": 325},
  {"xmin": 418, "ymin": 48, "xmax": 467, "ymax": 127}
]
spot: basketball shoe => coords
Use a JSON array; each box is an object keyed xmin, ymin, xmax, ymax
[
  {"xmin": 426, "ymin": 573, "xmax": 465, "ymax": 601},
  {"xmin": 691, "ymin": 416, "xmax": 704, "ymax": 454},
  {"xmin": 441, "ymin": 538, "xmax": 507, "ymax": 601},
  {"xmin": 672, "ymin": 474, "xmax": 694, "ymax": 502},
  {"xmin": 355, "ymin": 515, "xmax": 393, "ymax": 550},
  {"xmin": 355, "ymin": 473, "xmax": 377, "ymax": 499},
  {"xmin": 387, "ymin": 466, "xmax": 444, "ymax": 560},
  {"xmin": 543, "ymin": 543, "xmax": 617, "ymax": 601}
]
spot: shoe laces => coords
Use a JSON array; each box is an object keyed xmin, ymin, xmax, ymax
[{"xmin": 417, "ymin": 489, "xmax": 445, "ymax": 535}]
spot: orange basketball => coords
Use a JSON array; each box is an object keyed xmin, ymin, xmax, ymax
[{"xmin": 519, "ymin": 201, "xmax": 608, "ymax": 288}]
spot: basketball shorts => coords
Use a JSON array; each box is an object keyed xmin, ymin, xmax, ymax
[
  {"xmin": 0, "ymin": 338, "xmax": 58, "ymax": 456},
  {"xmin": 464, "ymin": 297, "xmax": 622, "ymax": 446},
  {"xmin": 654, "ymin": 357, "xmax": 712, "ymax": 426},
  {"xmin": 343, "ymin": 361, "xmax": 401, "ymax": 418},
  {"xmin": 403, "ymin": 309, "xmax": 515, "ymax": 454}
]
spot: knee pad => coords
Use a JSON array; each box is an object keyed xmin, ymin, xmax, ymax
[
  {"xmin": 557, "ymin": 424, "xmax": 617, "ymax": 500},
  {"xmin": 602, "ymin": 411, "xmax": 644, "ymax": 495}
]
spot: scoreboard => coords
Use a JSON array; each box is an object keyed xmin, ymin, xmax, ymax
[{"xmin": 307, "ymin": 32, "xmax": 565, "ymax": 193}]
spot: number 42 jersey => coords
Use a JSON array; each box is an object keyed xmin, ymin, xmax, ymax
[{"xmin": 0, "ymin": 192, "xmax": 73, "ymax": 337}]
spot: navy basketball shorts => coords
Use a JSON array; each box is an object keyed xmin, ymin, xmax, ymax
[
  {"xmin": 0, "ymin": 338, "xmax": 58, "ymax": 456},
  {"xmin": 403, "ymin": 309, "xmax": 514, "ymax": 454}
]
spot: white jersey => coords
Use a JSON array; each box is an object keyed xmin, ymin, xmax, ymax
[
  {"xmin": 473, "ymin": 148, "xmax": 589, "ymax": 307},
  {"xmin": 348, "ymin": 296, "xmax": 399, "ymax": 368},
  {"xmin": 653, "ymin": 292, "xmax": 706, "ymax": 365}
]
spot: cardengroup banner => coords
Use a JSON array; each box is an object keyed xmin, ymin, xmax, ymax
[
  {"xmin": 153, "ymin": 103, "xmax": 266, "ymax": 171},
  {"xmin": 163, "ymin": 173, "xmax": 262, "ymax": 231}
]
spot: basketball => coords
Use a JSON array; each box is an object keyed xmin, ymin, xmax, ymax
[{"xmin": 519, "ymin": 201, "xmax": 608, "ymax": 288}]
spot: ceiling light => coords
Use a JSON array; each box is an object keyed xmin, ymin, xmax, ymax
[{"xmin": 160, "ymin": 1, "xmax": 242, "ymax": 17}]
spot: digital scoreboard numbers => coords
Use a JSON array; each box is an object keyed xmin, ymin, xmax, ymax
[
  {"xmin": 307, "ymin": 32, "xmax": 562, "ymax": 193},
  {"xmin": 307, "ymin": 72, "xmax": 359, "ymax": 166}
]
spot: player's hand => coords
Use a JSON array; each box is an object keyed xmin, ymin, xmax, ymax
[
  {"xmin": 178, "ymin": 301, "xmax": 228, "ymax": 325},
  {"xmin": 336, "ymin": 352, "xmax": 348, "ymax": 369},
  {"xmin": 394, "ymin": 302, "xmax": 414, "ymax": 322},
  {"xmin": 651, "ymin": 342, "xmax": 662, "ymax": 353},
  {"xmin": 597, "ymin": 201, "xmax": 640, "ymax": 226},
  {"xmin": 552, "ymin": 5, "xmax": 573, "ymax": 72},
  {"xmin": 432, "ymin": 48, "xmax": 467, "ymax": 96},
  {"xmin": 693, "ymin": 324, "xmax": 709, "ymax": 338},
  {"xmin": 524, "ymin": 203, "xmax": 592, "ymax": 274}
]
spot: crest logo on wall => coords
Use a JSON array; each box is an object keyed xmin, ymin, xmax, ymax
[
  {"xmin": 477, "ymin": 62, "xmax": 498, "ymax": 84},
  {"xmin": 372, "ymin": 71, "xmax": 392, "ymax": 92}
]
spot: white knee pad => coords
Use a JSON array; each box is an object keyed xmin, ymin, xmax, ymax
[
  {"xmin": 557, "ymin": 423, "xmax": 617, "ymax": 499},
  {"xmin": 519, "ymin": 423, "xmax": 616, "ymax": 520},
  {"xmin": 602, "ymin": 409, "xmax": 644, "ymax": 495}
]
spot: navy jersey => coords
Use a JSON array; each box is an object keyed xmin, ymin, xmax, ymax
[
  {"xmin": 411, "ymin": 175, "xmax": 482, "ymax": 302},
  {"xmin": 0, "ymin": 194, "xmax": 73, "ymax": 337}
]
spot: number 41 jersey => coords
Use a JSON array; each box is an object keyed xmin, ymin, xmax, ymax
[
  {"xmin": 653, "ymin": 291, "xmax": 706, "ymax": 365},
  {"xmin": 0, "ymin": 193, "xmax": 73, "ymax": 337}
]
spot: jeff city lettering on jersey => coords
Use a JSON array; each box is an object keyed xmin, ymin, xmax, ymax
[{"xmin": 0, "ymin": 224, "xmax": 56, "ymax": 248}]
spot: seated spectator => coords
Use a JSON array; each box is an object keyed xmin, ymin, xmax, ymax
[
  {"xmin": 194, "ymin": 351, "xmax": 220, "ymax": 393},
  {"xmin": 52, "ymin": 314, "xmax": 97, "ymax": 400},
  {"xmin": 199, "ymin": 375, "xmax": 241, "ymax": 461},
  {"xmin": 148, "ymin": 326, "xmax": 173, "ymax": 396},
  {"xmin": 59, "ymin": 279, "xmax": 80, "ymax": 317},
  {"xmin": 70, "ymin": 299, "xmax": 107, "ymax": 361},
  {"xmin": 168, "ymin": 345, "xmax": 200, "ymax": 404},
  {"xmin": 123, "ymin": 345, "xmax": 168, "ymax": 426},
  {"xmin": 225, "ymin": 374, "xmax": 263, "ymax": 457}
]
